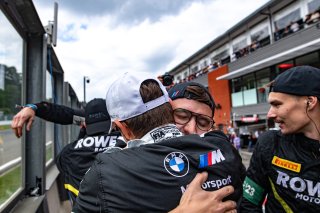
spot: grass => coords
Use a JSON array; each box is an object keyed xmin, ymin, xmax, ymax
[
  {"xmin": 46, "ymin": 144, "xmax": 53, "ymax": 162},
  {"xmin": 0, "ymin": 144, "xmax": 53, "ymax": 205},
  {"xmin": 0, "ymin": 141, "xmax": 53, "ymax": 205},
  {"xmin": 0, "ymin": 165, "xmax": 22, "ymax": 205},
  {"xmin": 0, "ymin": 125, "xmax": 11, "ymax": 131}
]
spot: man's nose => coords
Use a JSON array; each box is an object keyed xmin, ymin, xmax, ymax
[
  {"xmin": 182, "ymin": 116, "xmax": 197, "ymax": 135},
  {"xmin": 267, "ymin": 108, "xmax": 275, "ymax": 119}
]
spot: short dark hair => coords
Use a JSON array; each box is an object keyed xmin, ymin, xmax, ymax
[
  {"xmin": 123, "ymin": 80, "xmax": 174, "ymax": 138},
  {"xmin": 186, "ymin": 85, "xmax": 214, "ymax": 116},
  {"xmin": 168, "ymin": 82, "xmax": 216, "ymax": 116}
]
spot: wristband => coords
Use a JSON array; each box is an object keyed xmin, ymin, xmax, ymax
[{"xmin": 24, "ymin": 104, "xmax": 38, "ymax": 112}]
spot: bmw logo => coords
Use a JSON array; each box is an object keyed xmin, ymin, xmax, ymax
[{"xmin": 164, "ymin": 152, "xmax": 189, "ymax": 177}]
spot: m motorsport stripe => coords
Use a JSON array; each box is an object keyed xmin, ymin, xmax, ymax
[
  {"xmin": 199, "ymin": 149, "xmax": 225, "ymax": 168},
  {"xmin": 171, "ymin": 91, "xmax": 180, "ymax": 98},
  {"xmin": 199, "ymin": 152, "xmax": 209, "ymax": 168}
]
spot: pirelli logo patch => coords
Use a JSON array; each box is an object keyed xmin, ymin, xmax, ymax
[{"xmin": 272, "ymin": 156, "xmax": 301, "ymax": 173}]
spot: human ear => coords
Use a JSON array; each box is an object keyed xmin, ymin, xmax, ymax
[
  {"xmin": 305, "ymin": 96, "xmax": 317, "ymax": 110},
  {"xmin": 114, "ymin": 120, "xmax": 135, "ymax": 141}
]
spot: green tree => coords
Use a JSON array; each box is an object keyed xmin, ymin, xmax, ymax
[{"xmin": 0, "ymin": 64, "xmax": 22, "ymax": 119}]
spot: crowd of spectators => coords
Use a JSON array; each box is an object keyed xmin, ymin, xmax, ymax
[
  {"xmin": 275, "ymin": 9, "xmax": 320, "ymax": 41},
  {"xmin": 305, "ymin": 8, "xmax": 320, "ymax": 25},
  {"xmin": 232, "ymin": 40, "xmax": 261, "ymax": 60},
  {"xmin": 274, "ymin": 19, "xmax": 303, "ymax": 41},
  {"xmin": 175, "ymin": 62, "xmax": 220, "ymax": 84},
  {"xmin": 234, "ymin": 8, "xmax": 320, "ymax": 60},
  {"xmin": 170, "ymin": 8, "xmax": 320, "ymax": 84}
]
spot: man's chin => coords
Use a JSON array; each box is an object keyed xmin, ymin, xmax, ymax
[{"xmin": 280, "ymin": 128, "xmax": 292, "ymax": 135}]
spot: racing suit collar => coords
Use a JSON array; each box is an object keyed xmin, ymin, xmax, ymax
[
  {"xmin": 295, "ymin": 133, "xmax": 320, "ymax": 157},
  {"xmin": 127, "ymin": 124, "xmax": 183, "ymax": 148}
]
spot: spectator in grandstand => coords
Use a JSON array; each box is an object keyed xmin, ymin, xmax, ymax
[
  {"xmin": 212, "ymin": 62, "xmax": 219, "ymax": 69},
  {"xmin": 310, "ymin": 10, "xmax": 320, "ymax": 23},
  {"xmin": 305, "ymin": 13, "xmax": 313, "ymax": 25},
  {"xmin": 249, "ymin": 40, "xmax": 259, "ymax": 52},
  {"xmin": 274, "ymin": 25, "xmax": 281, "ymax": 41},
  {"xmin": 73, "ymin": 72, "xmax": 245, "ymax": 212},
  {"xmin": 282, "ymin": 25, "xmax": 291, "ymax": 37},
  {"xmin": 289, "ymin": 21, "xmax": 300, "ymax": 33},
  {"xmin": 240, "ymin": 65, "xmax": 320, "ymax": 212},
  {"xmin": 188, "ymin": 73, "xmax": 196, "ymax": 81},
  {"xmin": 239, "ymin": 47, "xmax": 249, "ymax": 58},
  {"xmin": 305, "ymin": 10, "xmax": 320, "ymax": 25}
]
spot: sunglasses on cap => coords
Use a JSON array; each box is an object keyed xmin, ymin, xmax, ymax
[{"xmin": 173, "ymin": 108, "xmax": 214, "ymax": 131}]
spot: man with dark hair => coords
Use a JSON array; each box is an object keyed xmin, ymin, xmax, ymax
[
  {"xmin": 11, "ymin": 99, "xmax": 125, "ymax": 205},
  {"xmin": 240, "ymin": 65, "xmax": 320, "ymax": 212},
  {"xmin": 73, "ymin": 72, "xmax": 245, "ymax": 212},
  {"xmin": 168, "ymin": 82, "xmax": 215, "ymax": 135},
  {"xmin": 56, "ymin": 98, "xmax": 125, "ymax": 204}
]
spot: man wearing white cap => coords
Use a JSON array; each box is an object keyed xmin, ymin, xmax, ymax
[{"xmin": 73, "ymin": 72, "xmax": 244, "ymax": 213}]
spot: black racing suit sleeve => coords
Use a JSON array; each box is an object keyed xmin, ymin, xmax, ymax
[
  {"xmin": 72, "ymin": 159, "xmax": 101, "ymax": 213},
  {"xmin": 34, "ymin": 102, "xmax": 84, "ymax": 125},
  {"xmin": 236, "ymin": 146, "xmax": 247, "ymax": 183},
  {"xmin": 56, "ymin": 142, "xmax": 78, "ymax": 204},
  {"xmin": 77, "ymin": 127, "xmax": 86, "ymax": 139},
  {"xmin": 239, "ymin": 131, "xmax": 275, "ymax": 212},
  {"xmin": 55, "ymin": 145, "xmax": 67, "ymax": 174}
]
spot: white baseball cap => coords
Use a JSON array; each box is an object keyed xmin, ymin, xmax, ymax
[{"xmin": 106, "ymin": 72, "xmax": 169, "ymax": 121}]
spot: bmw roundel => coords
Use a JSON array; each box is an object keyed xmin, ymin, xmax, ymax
[{"xmin": 164, "ymin": 152, "xmax": 189, "ymax": 177}]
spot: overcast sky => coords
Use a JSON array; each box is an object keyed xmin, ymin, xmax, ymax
[{"xmin": 33, "ymin": 0, "xmax": 269, "ymax": 102}]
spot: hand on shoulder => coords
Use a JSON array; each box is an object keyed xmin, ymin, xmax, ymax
[{"xmin": 170, "ymin": 172, "xmax": 237, "ymax": 213}]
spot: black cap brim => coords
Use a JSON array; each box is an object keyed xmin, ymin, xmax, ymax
[
  {"xmin": 86, "ymin": 120, "xmax": 111, "ymax": 136},
  {"xmin": 168, "ymin": 82, "xmax": 215, "ymax": 111}
]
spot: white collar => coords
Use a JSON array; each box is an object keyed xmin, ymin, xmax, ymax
[{"xmin": 127, "ymin": 124, "xmax": 183, "ymax": 148}]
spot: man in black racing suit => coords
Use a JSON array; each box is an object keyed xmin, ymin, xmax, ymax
[
  {"xmin": 55, "ymin": 98, "xmax": 126, "ymax": 204},
  {"xmin": 240, "ymin": 65, "xmax": 320, "ymax": 213},
  {"xmin": 73, "ymin": 72, "xmax": 246, "ymax": 212},
  {"xmin": 74, "ymin": 129, "xmax": 245, "ymax": 212},
  {"xmin": 11, "ymin": 99, "xmax": 125, "ymax": 205}
]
